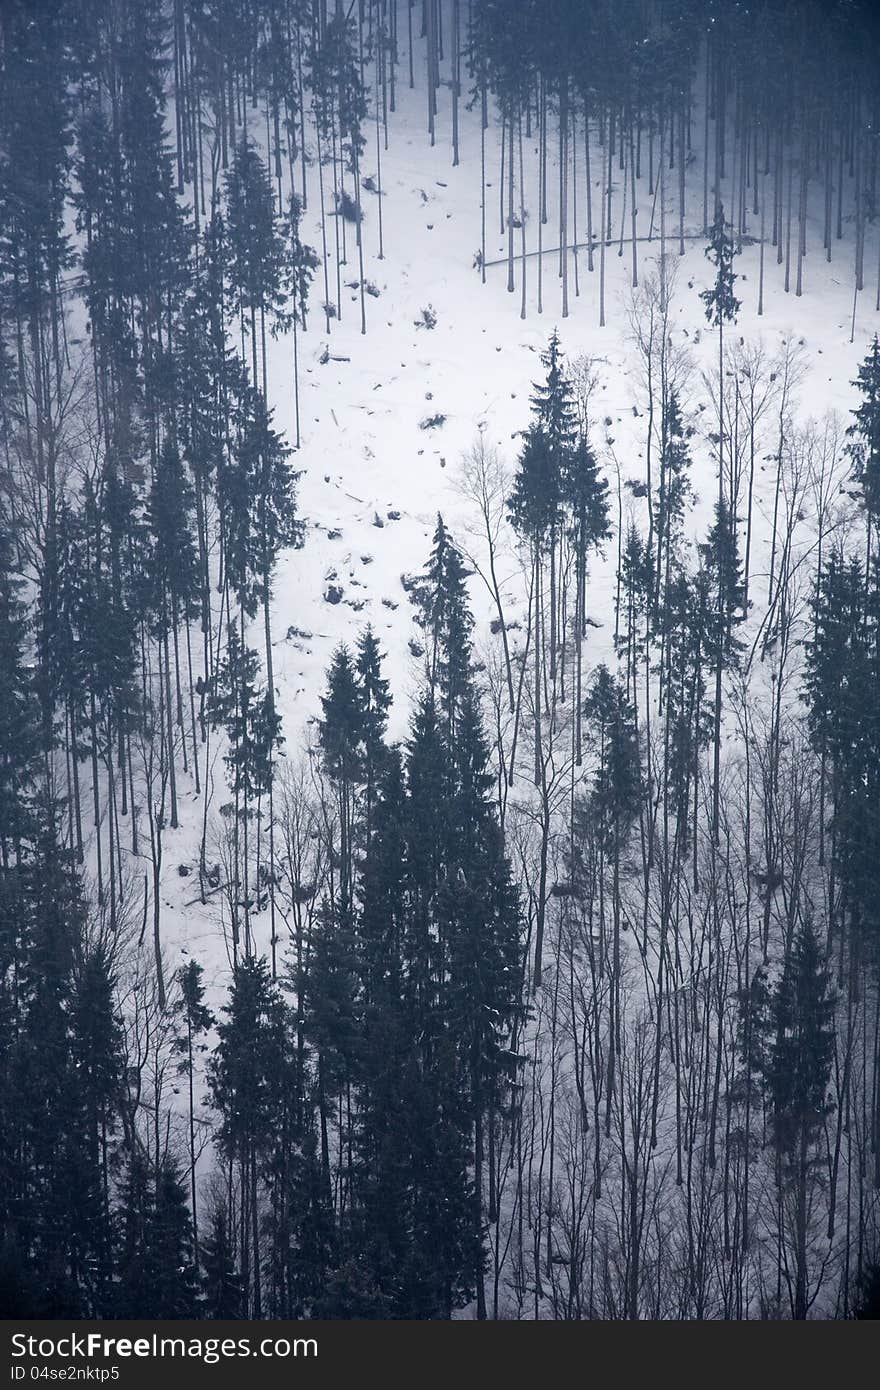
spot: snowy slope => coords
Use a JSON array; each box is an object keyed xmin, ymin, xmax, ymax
[{"xmin": 158, "ymin": 62, "xmax": 879, "ymax": 994}]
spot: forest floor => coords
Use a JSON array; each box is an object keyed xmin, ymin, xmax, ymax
[{"xmin": 156, "ymin": 64, "xmax": 880, "ymax": 1008}]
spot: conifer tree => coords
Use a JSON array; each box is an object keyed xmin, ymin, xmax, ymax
[
  {"xmin": 303, "ymin": 900, "xmax": 360, "ymax": 1211},
  {"xmin": 584, "ymin": 666, "xmax": 641, "ymax": 1132},
  {"xmin": 0, "ymin": 514, "xmax": 41, "ymax": 860},
  {"xmin": 224, "ymin": 137, "xmax": 289, "ymax": 394},
  {"xmin": 319, "ymin": 644, "xmax": 365, "ymax": 917},
  {"xmin": 147, "ymin": 436, "xmax": 201, "ymax": 786},
  {"xmin": 5, "ymin": 799, "xmax": 111, "ymax": 1314},
  {"xmin": 766, "ymin": 921, "xmax": 836, "ymax": 1319},
  {"xmin": 69, "ymin": 942, "xmax": 124, "ymax": 1308},
  {"xmin": 407, "ymin": 524, "xmax": 523, "ymax": 1317},
  {"xmin": 355, "ymin": 626, "xmax": 392, "ymax": 837},
  {"xmin": 147, "ymin": 438, "xmax": 200, "ymax": 632},
  {"xmin": 284, "ymin": 192, "xmax": 318, "ymax": 448},
  {"xmin": 700, "ymin": 204, "xmax": 741, "ymax": 846},
  {"xmin": 700, "ymin": 497, "xmax": 744, "ymax": 847},
  {"xmin": 149, "ymin": 1159, "xmax": 201, "ymax": 1317},
  {"xmin": 853, "ymin": 1261, "xmax": 880, "ymax": 1319},
  {"xmin": 210, "ymin": 629, "xmax": 282, "ymax": 957},
  {"xmin": 352, "ymin": 749, "xmax": 414, "ymax": 1312},
  {"xmin": 0, "ymin": 0, "xmax": 73, "ymax": 745},
  {"xmin": 201, "ymin": 1204, "xmax": 243, "ymax": 1319},
  {"xmin": 654, "ymin": 390, "xmax": 693, "ymax": 614},
  {"xmin": 116, "ymin": 1153, "xmax": 199, "ymax": 1318},
  {"xmin": 508, "ymin": 332, "xmax": 579, "ymax": 772},
  {"xmin": 209, "ymin": 955, "xmax": 291, "ymax": 1318},
  {"xmin": 171, "ymin": 961, "xmax": 214, "ymax": 1266},
  {"xmin": 414, "ymin": 517, "xmax": 475, "ymax": 736},
  {"xmin": 700, "ymin": 201, "xmax": 741, "ymax": 522},
  {"xmin": 308, "ymin": 11, "xmax": 368, "ymax": 332},
  {"xmin": 564, "ymin": 432, "xmax": 611, "ymax": 763},
  {"xmin": 806, "ymin": 549, "xmax": 880, "ymax": 952},
  {"xmin": 847, "ymin": 335, "xmax": 880, "ymax": 529}
]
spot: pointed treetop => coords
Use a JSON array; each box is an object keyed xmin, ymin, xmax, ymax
[
  {"xmin": 700, "ymin": 202, "xmax": 741, "ymax": 328},
  {"xmin": 847, "ymin": 335, "xmax": 880, "ymax": 518}
]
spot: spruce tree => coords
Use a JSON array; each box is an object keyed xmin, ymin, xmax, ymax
[
  {"xmin": 352, "ymin": 750, "xmax": 413, "ymax": 1312},
  {"xmin": 355, "ymin": 626, "xmax": 392, "ymax": 835},
  {"xmin": 508, "ymin": 332, "xmax": 579, "ymax": 767},
  {"xmin": 319, "ymin": 644, "xmax": 365, "ymax": 916},
  {"xmin": 0, "ymin": 514, "xmax": 41, "ymax": 860},
  {"xmin": 69, "ymin": 943, "xmax": 124, "ymax": 1309},
  {"xmin": 209, "ymin": 955, "xmax": 290, "ymax": 1318},
  {"xmin": 847, "ymin": 335, "xmax": 880, "ymax": 527},
  {"xmin": 210, "ymin": 628, "xmax": 282, "ymax": 956},
  {"xmin": 201, "ymin": 1204, "xmax": 243, "ymax": 1319},
  {"xmin": 225, "ymin": 136, "xmax": 290, "ymax": 393},
  {"xmin": 171, "ymin": 961, "xmax": 214, "ymax": 1267},
  {"xmin": 806, "ymin": 549, "xmax": 880, "ymax": 951},
  {"xmin": 414, "ymin": 516, "xmax": 475, "ymax": 735},
  {"xmin": 766, "ymin": 920, "xmax": 836, "ymax": 1320},
  {"xmin": 584, "ymin": 665, "xmax": 642, "ymax": 1132},
  {"xmin": 406, "ymin": 527, "xmax": 523, "ymax": 1317},
  {"xmin": 700, "ymin": 202, "xmax": 741, "ymax": 847},
  {"xmin": 115, "ymin": 1153, "xmax": 199, "ymax": 1318},
  {"xmin": 8, "ymin": 800, "xmax": 110, "ymax": 1314},
  {"xmin": 654, "ymin": 390, "xmax": 693, "ymax": 613},
  {"xmin": 149, "ymin": 1159, "xmax": 201, "ymax": 1318},
  {"xmin": 564, "ymin": 431, "xmax": 611, "ymax": 764}
]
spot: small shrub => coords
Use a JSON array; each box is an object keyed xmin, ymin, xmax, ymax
[{"xmin": 337, "ymin": 189, "xmax": 362, "ymax": 223}]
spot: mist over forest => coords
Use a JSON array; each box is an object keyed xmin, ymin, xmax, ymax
[{"xmin": 2, "ymin": 0, "xmax": 880, "ymax": 1321}]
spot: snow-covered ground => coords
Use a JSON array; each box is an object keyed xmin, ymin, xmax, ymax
[{"xmin": 159, "ymin": 62, "xmax": 879, "ymax": 993}]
